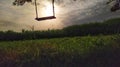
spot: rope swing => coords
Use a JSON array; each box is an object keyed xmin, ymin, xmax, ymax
[{"xmin": 34, "ymin": 0, "xmax": 56, "ymax": 21}]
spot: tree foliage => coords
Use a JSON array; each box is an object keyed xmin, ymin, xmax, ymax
[
  {"xmin": 13, "ymin": 0, "xmax": 32, "ymax": 6},
  {"xmin": 107, "ymin": 0, "xmax": 120, "ymax": 12}
]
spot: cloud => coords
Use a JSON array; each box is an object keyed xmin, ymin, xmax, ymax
[
  {"xmin": 0, "ymin": 20, "xmax": 18, "ymax": 27},
  {"xmin": 57, "ymin": 0, "xmax": 120, "ymax": 26},
  {"xmin": 0, "ymin": 20, "xmax": 21, "ymax": 31}
]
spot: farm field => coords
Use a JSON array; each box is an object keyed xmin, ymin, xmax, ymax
[{"xmin": 0, "ymin": 34, "xmax": 120, "ymax": 67}]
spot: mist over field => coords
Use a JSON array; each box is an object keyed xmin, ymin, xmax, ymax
[{"xmin": 0, "ymin": 0, "xmax": 120, "ymax": 31}]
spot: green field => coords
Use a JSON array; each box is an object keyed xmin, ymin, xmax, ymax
[{"xmin": 0, "ymin": 34, "xmax": 120, "ymax": 67}]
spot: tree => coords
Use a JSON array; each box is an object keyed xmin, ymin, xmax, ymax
[
  {"xmin": 107, "ymin": 0, "xmax": 120, "ymax": 12},
  {"xmin": 13, "ymin": 0, "xmax": 32, "ymax": 6}
]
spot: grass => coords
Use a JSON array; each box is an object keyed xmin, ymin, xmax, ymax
[{"xmin": 0, "ymin": 34, "xmax": 120, "ymax": 67}]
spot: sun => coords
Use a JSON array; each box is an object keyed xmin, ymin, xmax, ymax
[
  {"xmin": 44, "ymin": 2, "xmax": 53, "ymax": 16},
  {"xmin": 41, "ymin": 1, "xmax": 60, "ymax": 17}
]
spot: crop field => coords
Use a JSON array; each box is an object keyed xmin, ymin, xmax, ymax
[{"xmin": 0, "ymin": 34, "xmax": 120, "ymax": 67}]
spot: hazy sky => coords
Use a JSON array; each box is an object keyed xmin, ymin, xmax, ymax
[{"xmin": 0, "ymin": 0, "xmax": 120, "ymax": 31}]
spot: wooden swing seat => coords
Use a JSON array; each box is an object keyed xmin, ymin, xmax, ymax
[{"xmin": 35, "ymin": 16, "xmax": 56, "ymax": 21}]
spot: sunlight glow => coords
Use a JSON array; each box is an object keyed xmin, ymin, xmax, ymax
[
  {"xmin": 39, "ymin": 1, "xmax": 60, "ymax": 17},
  {"xmin": 45, "ymin": 2, "xmax": 53, "ymax": 16}
]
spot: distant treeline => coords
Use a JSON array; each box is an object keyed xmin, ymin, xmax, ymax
[{"xmin": 0, "ymin": 18, "xmax": 120, "ymax": 41}]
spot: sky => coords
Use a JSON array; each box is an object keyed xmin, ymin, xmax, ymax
[{"xmin": 0, "ymin": 0, "xmax": 120, "ymax": 32}]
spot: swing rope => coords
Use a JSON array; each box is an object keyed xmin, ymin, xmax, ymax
[
  {"xmin": 52, "ymin": 0, "xmax": 55, "ymax": 16},
  {"xmin": 34, "ymin": 0, "xmax": 38, "ymax": 18}
]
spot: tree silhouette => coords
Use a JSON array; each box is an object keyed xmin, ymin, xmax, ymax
[
  {"xmin": 13, "ymin": 0, "xmax": 32, "ymax": 6},
  {"xmin": 107, "ymin": 0, "xmax": 120, "ymax": 12}
]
